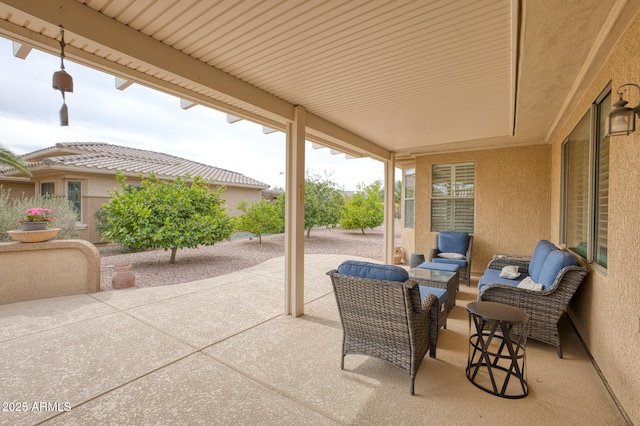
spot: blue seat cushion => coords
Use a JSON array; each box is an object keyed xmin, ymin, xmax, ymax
[
  {"xmin": 419, "ymin": 286, "xmax": 448, "ymax": 306},
  {"xmin": 416, "ymin": 261, "xmax": 460, "ymax": 272},
  {"xmin": 529, "ymin": 240, "xmax": 557, "ymax": 282},
  {"xmin": 432, "ymin": 257, "xmax": 467, "ymax": 267},
  {"xmin": 537, "ymin": 250, "xmax": 577, "ymax": 288},
  {"xmin": 438, "ymin": 232, "xmax": 470, "ymax": 255},
  {"xmin": 478, "ymin": 268, "xmax": 525, "ymax": 290},
  {"xmin": 337, "ymin": 260, "xmax": 409, "ymax": 282}
]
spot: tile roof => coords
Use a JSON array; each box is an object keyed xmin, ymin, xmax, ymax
[{"xmin": 4, "ymin": 142, "xmax": 269, "ymax": 189}]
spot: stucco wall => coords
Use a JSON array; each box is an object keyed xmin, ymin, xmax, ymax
[
  {"xmin": 221, "ymin": 186, "xmax": 264, "ymax": 216},
  {"xmin": 549, "ymin": 11, "xmax": 640, "ymax": 424},
  {"xmin": 410, "ymin": 145, "xmax": 551, "ymax": 276},
  {"xmin": 0, "ymin": 240, "xmax": 100, "ymax": 305},
  {"xmin": 0, "ymin": 181, "xmax": 34, "ymax": 198}
]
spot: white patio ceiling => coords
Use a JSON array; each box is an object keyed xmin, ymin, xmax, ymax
[{"xmin": 0, "ymin": 0, "xmax": 637, "ymax": 161}]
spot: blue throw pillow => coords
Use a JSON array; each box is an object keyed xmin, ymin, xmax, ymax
[{"xmin": 337, "ymin": 260, "xmax": 409, "ymax": 282}]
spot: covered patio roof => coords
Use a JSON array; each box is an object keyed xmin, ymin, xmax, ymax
[{"xmin": 1, "ymin": 0, "xmax": 636, "ymax": 160}]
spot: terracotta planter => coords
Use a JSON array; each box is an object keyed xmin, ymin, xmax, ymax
[
  {"xmin": 20, "ymin": 221, "xmax": 48, "ymax": 231},
  {"xmin": 393, "ymin": 247, "xmax": 404, "ymax": 265},
  {"xmin": 7, "ymin": 228, "xmax": 60, "ymax": 243},
  {"xmin": 112, "ymin": 263, "xmax": 136, "ymax": 289}
]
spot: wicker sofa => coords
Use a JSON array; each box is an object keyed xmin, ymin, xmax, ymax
[
  {"xmin": 477, "ymin": 240, "xmax": 588, "ymax": 357},
  {"xmin": 327, "ymin": 260, "xmax": 439, "ymax": 395}
]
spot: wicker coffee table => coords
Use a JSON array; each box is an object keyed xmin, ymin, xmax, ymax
[{"xmin": 409, "ymin": 267, "xmax": 458, "ymax": 329}]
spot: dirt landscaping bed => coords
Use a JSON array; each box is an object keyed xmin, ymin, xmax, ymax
[{"xmin": 98, "ymin": 225, "xmax": 402, "ymax": 291}]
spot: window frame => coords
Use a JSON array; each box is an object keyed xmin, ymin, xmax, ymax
[
  {"xmin": 430, "ymin": 161, "xmax": 475, "ymax": 233},
  {"xmin": 561, "ymin": 84, "xmax": 610, "ymax": 271},
  {"xmin": 66, "ymin": 180, "xmax": 82, "ymax": 222},
  {"xmin": 40, "ymin": 182, "xmax": 55, "ymax": 198},
  {"xmin": 404, "ymin": 168, "xmax": 415, "ymax": 229}
]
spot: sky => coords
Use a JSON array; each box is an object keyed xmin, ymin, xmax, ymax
[{"xmin": 0, "ymin": 37, "xmax": 389, "ymax": 191}]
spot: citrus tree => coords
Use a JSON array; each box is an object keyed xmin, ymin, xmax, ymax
[
  {"xmin": 277, "ymin": 171, "xmax": 344, "ymax": 238},
  {"xmin": 340, "ymin": 180, "xmax": 384, "ymax": 234},
  {"xmin": 235, "ymin": 198, "xmax": 284, "ymax": 243},
  {"xmin": 96, "ymin": 173, "xmax": 233, "ymax": 263}
]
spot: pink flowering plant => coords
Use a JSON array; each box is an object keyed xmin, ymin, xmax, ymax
[{"xmin": 18, "ymin": 207, "xmax": 53, "ymax": 223}]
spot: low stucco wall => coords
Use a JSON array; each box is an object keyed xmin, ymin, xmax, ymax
[{"xmin": 0, "ymin": 240, "xmax": 100, "ymax": 305}]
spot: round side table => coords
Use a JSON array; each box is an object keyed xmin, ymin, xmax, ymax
[{"xmin": 466, "ymin": 301, "xmax": 529, "ymax": 398}]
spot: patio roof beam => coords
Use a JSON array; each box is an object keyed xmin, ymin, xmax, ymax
[
  {"xmin": 0, "ymin": 0, "xmax": 390, "ymax": 164},
  {"xmin": 0, "ymin": 0, "xmax": 293, "ymax": 122},
  {"xmin": 114, "ymin": 77, "xmax": 133, "ymax": 91},
  {"xmin": 11, "ymin": 40, "xmax": 30, "ymax": 59}
]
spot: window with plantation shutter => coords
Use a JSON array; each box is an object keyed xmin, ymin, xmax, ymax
[
  {"xmin": 431, "ymin": 162, "xmax": 474, "ymax": 232},
  {"xmin": 561, "ymin": 87, "xmax": 609, "ymax": 269},
  {"xmin": 594, "ymin": 91, "xmax": 610, "ymax": 268},
  {"xmin": 404, "ymin": 168, "xmax": 415, "ymax": 229}
]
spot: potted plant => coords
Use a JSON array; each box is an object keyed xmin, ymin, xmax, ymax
[{"xmin": 18, "ymin": 207, "xmax": 53, "ymax": 231}]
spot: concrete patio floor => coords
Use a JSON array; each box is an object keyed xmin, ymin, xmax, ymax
[{"xmin": 0, "ymin": 254, "xmax": 628, "ymax": 425}]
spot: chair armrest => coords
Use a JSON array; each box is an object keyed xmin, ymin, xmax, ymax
[
  {"xmin": 426, "ymin": 248, "xmax": 438, "ymax": 262},
  {"xmin": 487, "ymin": 255, "xmax": 531, "ymax": 274},
  {"xmin": 420, "ymin": 293, "xmax": 439, "ymax": 358}
]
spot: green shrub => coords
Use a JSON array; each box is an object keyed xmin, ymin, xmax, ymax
[{"xmin": 0, "ymin": 187, "xmax": 80, "ymax": 242}]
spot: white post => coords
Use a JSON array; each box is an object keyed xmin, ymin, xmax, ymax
[
  {"xmin": 284, "ymin": 105, "xmax": 306, "ymax": 317},
  {"xmin": 384, "ymin": 153, "xmax": 396, "ymax": 264}
]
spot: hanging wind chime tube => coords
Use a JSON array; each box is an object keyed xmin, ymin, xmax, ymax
[{"xmin": 52, "ymin": 25, "xmax": 73, "ymax": 126}]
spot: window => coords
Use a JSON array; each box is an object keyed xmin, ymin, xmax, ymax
[
  {"xmin": 41, "ymin": 182, "xmax": 54, "ymax": 197},
  {"xmin": 404, "ymin": 168, "xmax": 415, "ymax": 229},
  {"xmin": 562, "ymin": 87, "xmax": 609, "ymax": 268},
  {"xmin": 431, "ymin": 162, "xmax": 474, "ymax": 232},
  {"xmin": 67, "ymin": 181, "xmax": 82, "ymax": 221}
]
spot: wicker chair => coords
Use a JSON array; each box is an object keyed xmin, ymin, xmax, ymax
[
  {"xmin": 477, "ymin": 258, "xmax": 588, "ymax": 358},
  {"xmin": 327, "ymin": 268, "xmax": 439, "ymax": 395},
  {"xmin": 427, "ymin": 232, "xmax": 474, "ymax": 286}
]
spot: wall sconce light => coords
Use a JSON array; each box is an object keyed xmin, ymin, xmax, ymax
[
  {"xmin": 52, "ymin": 25, "xmax": 73, "ymax": 126},
  {"xmin": 607, "ymin": 83, "xmax": 640, "ymax": 136}
]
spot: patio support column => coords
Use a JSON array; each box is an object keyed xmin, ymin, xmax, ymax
[
  {"xmin": 383, "ymin": 153, "xmax": 396, "ymax": 264},
  {"xmin": 284, "ymin": 105, "xmax": 306, "ymax": 317}
]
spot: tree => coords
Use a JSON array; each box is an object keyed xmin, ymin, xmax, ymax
[
  {"xmin": 276, "ymin": 171, "xmax": 344, "ymax": 238},
  {"xmin": 235, "ymin": 199, "xmax": 284, "ymax": 243},
  {"xmin": 96, "ymin": 173, "xmax": 233, "ymax": 263},
  {"xmin": 303, "ymin": 171, "xmax": 344, "ymax": 237},
  {"xmin": 395, "ymin": 179, "xmax": 402, "ymax": 205},
  {"xmin": 340, "ymin": 180, "xmax": 384, "ymax": 234},
  {"xmin": 0, "ymin": 144, "xmax": 31, "ymax": 176}
]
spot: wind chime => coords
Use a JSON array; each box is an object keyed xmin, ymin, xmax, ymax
[{"xmin": 52, "ymin": 25, "xmax": 73, "ymax": 126}]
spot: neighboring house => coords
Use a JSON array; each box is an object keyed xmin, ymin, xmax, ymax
[{"xmin": 0, "ymin": 142, "xmax": 269, "ymax": 243}]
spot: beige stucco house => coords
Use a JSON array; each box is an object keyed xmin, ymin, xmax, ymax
[
  {"xmin": 0, "ymin": 142, "xmax": 269, "ymax": 243},
  {"xmin": 1, "ymin": 1, "xmax": 640, "ymax": 422}
]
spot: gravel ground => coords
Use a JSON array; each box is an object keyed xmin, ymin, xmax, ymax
[{"xmin": 99, "ymin": 223, "xmax": 402, "ymax": 291}]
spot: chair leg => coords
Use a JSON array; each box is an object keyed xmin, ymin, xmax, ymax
[
  {"xmin": 410, "ymin": 377, "xmax": 415, "ymax": 395},
  {"xmin": 341, "ymin": 354, "xmax": 345, "ymax": 369},
  {"xmin": 557, "ymin": 345, "xmax": 563, "ymax": 358}
]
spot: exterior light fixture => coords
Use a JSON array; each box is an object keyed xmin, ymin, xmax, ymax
[
  {"xmin": 607, "ymin": 83, "xmax": 640, "ymax": 136},
  {"xmin": 52, "ymin": 25, "xmax": 73, "ymax": 126}
]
